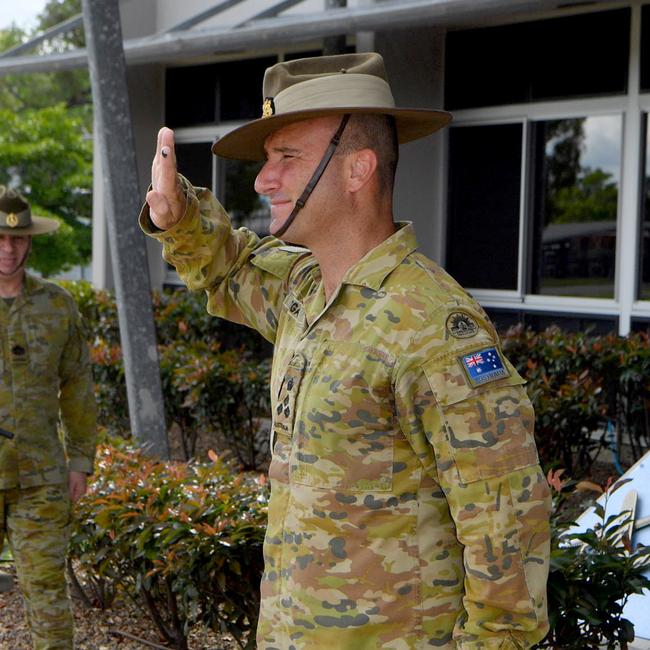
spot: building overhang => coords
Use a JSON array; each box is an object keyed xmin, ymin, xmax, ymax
[{"xmin": 0, "ymin": 0, "xmax": 626, "ymax": 77}]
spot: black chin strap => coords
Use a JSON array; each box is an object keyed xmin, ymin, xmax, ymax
[{"xmin": 274, "ymin": 114, "xmax": 351, "ymax": 239}]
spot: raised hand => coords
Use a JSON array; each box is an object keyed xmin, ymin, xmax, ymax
[{"xmin": 146, "ymin": 127, "xmax": 188, "ymax": 230}]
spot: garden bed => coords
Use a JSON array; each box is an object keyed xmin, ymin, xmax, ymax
[{"xmin": 0, "ymin": 564, "xmax": 234, "ymax": 649}]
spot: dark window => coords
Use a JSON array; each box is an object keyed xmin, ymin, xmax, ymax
[
  {"xmin": 218, "ymin": 159, "xmax": 269, "ymax": 235},
  {"xmin": 445, "ymin": 9, "xmax": 630, "ymax": 110},
  {"xmin": 284, "ymin": 49, "xmax": 323, "ymax": 61},
  {"xmin": 529, "ymin": 116, "xmax": 621, "ymax": 298},
  {"xmin": 445, "ymin": 23, "xmax": 529, "ymax": 109},
  {"xmin": 175, "ymin": 142, "xmax": 213, "ymax": 190},
  {"xmin": 166, "ymin": 64, "xmax": 219, "ymax": 127},
  {"xmin": 284, "ymin": 46, "xmax": 353, "ymax": 62},
  {"xmin": 485, "ymin": 307, "xmax": 617, "ymax": 335},
  {"xmin": 639, "ymin": 115, "xmax": 650, "ymax": 299},
  {"xmin": 631, "ymin": 317, "xmax": 650, "ymax": 332},
  {"xmin": 218, "ymin": 57, "xmax": 276, "ymax": 122},
  {"xmin": 446, "ymin": 123, "xmax": 522, "ymax": 290},
  {"xmin": 642, "ymin": 5, "xmax": 650, "ymax": 92},
  {"xmin": 166, "ymin": 57, "xmax": 277, "ymax": 127}
]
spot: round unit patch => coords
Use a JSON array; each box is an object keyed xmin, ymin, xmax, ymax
[{"xmin": 446, "ymin": 311, "xmax": 479, "ymax": 339}]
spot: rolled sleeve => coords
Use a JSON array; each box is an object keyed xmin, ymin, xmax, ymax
[{"xmin": 139, "ymin": 175, "xmax": 311, "ymax": 343}]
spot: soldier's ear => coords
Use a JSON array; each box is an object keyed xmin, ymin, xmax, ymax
[{"xmin": 347, "ymin": 148, "xmax": 377, "ymax": 194}]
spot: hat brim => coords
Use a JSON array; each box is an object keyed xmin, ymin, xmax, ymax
[
  {"xmin": 212, "ymin": 107, "xmax": 452, "ymax": 161},
  {"xmin": 0, "ymin": 215, "xmax": 59, "ymax": 236}
]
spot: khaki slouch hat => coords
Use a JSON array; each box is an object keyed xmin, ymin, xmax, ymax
[
  {"xmin": 212, "ymin": 52, "xmax": 452, "ymax": 161},
  {"xmin": 0, "ymin": 186, "xmax": 59, "ymax": 236}
]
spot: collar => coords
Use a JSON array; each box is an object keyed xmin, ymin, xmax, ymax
[
  {"xmin": 341, "ymin": 222, "xmax": 418, "ymax": 291},
  {"xmin": 23, "ymin": 273, "xmax": 45, "ymax": 296},
  {"xmin": 9, "ymin": 274, "xmax": 45, "ymax": 306}
]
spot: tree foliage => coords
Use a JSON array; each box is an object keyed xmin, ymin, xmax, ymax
[
  {"xmin": 0, "ymin": 104, "xmax": 92, "ymax": 273},
  {"xmin": 0, "ymin": 0, "xmax": 92, "ymax": 276},
  {"xmin": 542, "ymin": 118, "xmax": 618, "ymax": 225}
]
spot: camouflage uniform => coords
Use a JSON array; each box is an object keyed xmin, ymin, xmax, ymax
[
  {"xmin": 0, "ymin": 275, "xmax": 97, "ymax": 649},
  {"xmin": 141, "ymin": 179, "xmax": 551, "ymax": 649}
]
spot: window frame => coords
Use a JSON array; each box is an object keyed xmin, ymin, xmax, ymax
[
  {"xmin": 449, "ymin": 101, "xmax": 625, "ymax": 307},
  {"xmin": 443, "ymin": 3, "xmax": 650, "ymax": 335}
]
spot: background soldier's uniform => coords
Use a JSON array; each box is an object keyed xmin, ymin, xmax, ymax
[
  {"xmin": 142, "ymin": 179, "xmax": 551, "ymax": 649},
  {"xmin": 0, "ymin": 275, "xmax": 97, "ymax": 649}
]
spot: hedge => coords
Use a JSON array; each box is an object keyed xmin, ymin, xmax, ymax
[
  {"xmin": 536, "ymin": 471, "xmax": 650, "ymax": 650},
  {"xmin": 68, "ymin": 446, "xmax": 650, "ymax": 650},
  {"xmin": 64, "ymin": 280, "xmax": 650, "ymax": 477},
  {"xmin": 58, "ymin": 282, "xmax": 650, "ymax": 648},
  {"xmin": 62, "ymin": 282, "xmax": 272, "ymax": 469},
  {"xmin": 69, "ymin": 445, "xmax": 268, "ymax": 650},
  {"xmin": 502, "ymin": 325, "xmax": 650, "ymax": 476}
]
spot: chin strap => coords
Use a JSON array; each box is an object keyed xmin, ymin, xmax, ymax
[{"xmin": 273, "ymin": 114, "xmax": 351, "ymax": 239}]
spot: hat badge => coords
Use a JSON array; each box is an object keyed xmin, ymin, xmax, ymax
[
  {"xmin": 262, "ymin": 97, "xmax": 275, "ymax": 118},
  {"xmin": 6, "ymin": 212, "xmax": 19, "ymax": 228}
]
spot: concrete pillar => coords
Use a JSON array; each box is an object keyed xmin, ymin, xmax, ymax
[
  {"xmin": 374, "ymin": 27, "xmax": 447, "ymax": 262},
  {"xmin": 82, "ymin": 0, "xmax": 169, "ymax": 458}
]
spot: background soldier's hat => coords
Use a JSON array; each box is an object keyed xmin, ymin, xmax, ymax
[
  {"xmin": 0, "ymin": 186, "xmax": 59, "ymax": 235},
  {"xmin": 212, "ymin": 52, "xmax": 452, "ymax": 161}
]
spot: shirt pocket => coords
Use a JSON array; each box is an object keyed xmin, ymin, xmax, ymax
[
  {"xmin": 423, "ymin": 346, "xmax": 539, "ymax": 485},
  {"xmin": 291, "ymin": 341, "xmax": 395, "ymax": 492},
  {"xmin": 26, "ymin": 313, "xmax": 66, "ymax": 373},
  {"xmin": 268, "ymin": 352, "xmax": 308, "ymax": 485}
]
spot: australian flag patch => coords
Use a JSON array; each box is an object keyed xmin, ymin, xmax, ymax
[{"xmin": 459, "ymin": 346, "xmax": 509, "ymax": 387}]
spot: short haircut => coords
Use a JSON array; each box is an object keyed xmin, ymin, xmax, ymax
[{"xmin": 336, "ymin": 114, "xmax": 399, "ymax": 196}]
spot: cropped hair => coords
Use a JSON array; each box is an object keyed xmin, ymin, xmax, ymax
[{"xmin": 336, "ymin": 114, "xmax": 399, "ymax": 196}]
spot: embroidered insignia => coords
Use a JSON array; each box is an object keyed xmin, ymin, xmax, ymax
[
  {"xmin": 446, "ymin": 311, "xmax": 478, "ymax": 339},
  {"xmin": 282, "ymin": 294, "xmax": 306, "ymax": 329},
  {"xmin": 6, "ymin": 213, "xmax": 19, "ymax": 228},
  {"xmin": 262, "ymin": 97, "xmax": 275, "ymax": 118},
  {"xmin": 459, "ymin": 346, "xmax": 509, "ymax": 387}
]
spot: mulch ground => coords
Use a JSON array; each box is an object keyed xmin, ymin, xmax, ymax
[{"xmin": 0, "ymin": 564, "xmax": 238, "ymax": 650}]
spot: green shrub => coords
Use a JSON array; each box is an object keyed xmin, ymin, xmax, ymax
[
  {"xmin": 69, "ymin": 444, "xmax": 268, "ymax": 650},
  {"xmin": 537, "ymin": 471, "xmax": 650, "ymax": 649},
  {"xmin": 62, "ymin": 282, "xmax": 273, "ymax": 464},
  {"xmin": 160, "ymin": 341, "xmax": 271, "ymax": 468},
  {"xmin": 502, "ymin": 326, "xmax": 650, "ymax": 476},
  {"xmin": 152, "ymin": 288, "xmax": 272, "ymax": 357},
  {"xmin": 64, "ymin": 282, "xmax": 650, "ymax": 475},
  {"xmin": 60, "ymin": 279, "xmax": 121, "ymax": 345}
]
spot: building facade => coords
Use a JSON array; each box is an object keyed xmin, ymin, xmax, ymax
[{"xmin": 10, "ymin": 0, "xmax": 648, "ymax": 335}]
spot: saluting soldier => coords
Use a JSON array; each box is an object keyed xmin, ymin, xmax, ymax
[
  {"xmin": 141, "ymin": 53, "xmax": 551, "ymax": 649},
  {"xmin": 0, "ymin": 186, "xmax": 97, "ymax": 649}
]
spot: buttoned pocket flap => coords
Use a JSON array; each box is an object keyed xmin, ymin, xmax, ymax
[{"xmin": 423, "ymin": 346, "xmax": 539, "ymax": 484}]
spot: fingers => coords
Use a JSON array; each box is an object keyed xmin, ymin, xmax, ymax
[
  {"xmin": 149, "ymin": 127, "xmax": 186, "ymax": 229},
  {"xmin": 159, "ymin": 126, "xmax": 176, "ymax": 165},
  {"xmin": 146, "ymin": 189, "xmax": 171, "ymax": 222},
  {"xmin": 152, "ymin": 126, "xmax": 177, "ymax": 192}
]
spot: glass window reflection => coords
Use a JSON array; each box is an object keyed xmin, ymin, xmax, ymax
[
  {"xmin": 175, "ymin": 143, "xmax": 213, "ymax": 190},
  {"xmin": 530, "ymin": 115, "xmax": 621, "ymax": 298},
  {"xmin": 220, "ymin": 160, "xmax": 269, "ymax": 236},
  {"xmin": 640, "ymin": 116, "xmax": 650, "ymax": 300},
  {"xmin": 446, "ymin": 123, "xmax": 522, "ymax": 290}
]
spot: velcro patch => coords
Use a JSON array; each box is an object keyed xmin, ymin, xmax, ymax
[{"xmin": 459, "ymin": 346, "xmax": 509, "ymax": 387}]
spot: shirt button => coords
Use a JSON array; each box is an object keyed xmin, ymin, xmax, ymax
[{"xmin": 11, "ymin": 345, "xmax": 25, "ymax": 356}]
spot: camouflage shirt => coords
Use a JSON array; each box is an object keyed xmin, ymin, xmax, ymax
[
  {"xmin": 141, "ymin": 181, "xmax": 551, "ymax": 649},
  {"xmin": 0, "ymin": 275, "xmax": 97, "ymax": 489}
]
